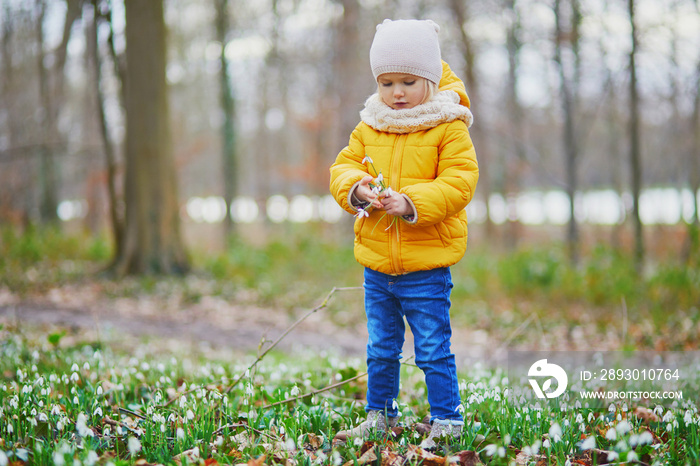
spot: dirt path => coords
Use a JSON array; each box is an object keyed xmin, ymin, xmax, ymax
[{"xmin": 0, "ymin": 284, "xmax": 500, "ymax": 365}]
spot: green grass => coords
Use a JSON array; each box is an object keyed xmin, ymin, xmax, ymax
[
  {"xmin": 1, "ymin": 326, "xmax": 699, "ymax": 465},
  {"xmin": 1, "ymin": 225, "xmax": 700, "ymax": 464}
]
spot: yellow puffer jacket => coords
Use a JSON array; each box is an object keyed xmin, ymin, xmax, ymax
[{"xmin": 330, "ymin": 62, "xmax": 479, "ymax": 275}]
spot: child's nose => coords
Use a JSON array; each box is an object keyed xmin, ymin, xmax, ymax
[{"xmin": 393, "ymin": 86, "xmax": 404, "ymax": 97}]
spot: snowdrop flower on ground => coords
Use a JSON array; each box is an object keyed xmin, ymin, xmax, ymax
[
  {"xmin": 523, "ymin": 440, "xmax": 541, "ymax": 456},
  {"xmin": 128, "ymin": 437, "xmax": 141, "ymax": 456},
  {"xmin": 615, "ymin": 420, "xmax": 631, "ymax": 435},
  {"xmin": 549, "ymin": 422, "xmax": 563, "ymax": 443},
  {"xmin": 605, "ymin": 427, "xmax": 617, "ymax": 440},
  {"xmin": 76, "ymin": 413, "xmax": 94, "ymax": 438},
  {"xmin": 579, "ymin": 436, "xmax": 596, "ymax": 450}
]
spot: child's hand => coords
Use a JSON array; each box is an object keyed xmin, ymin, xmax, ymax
[
  {"xmin": 355, "ymin": 176, "xmax": 383, "ymax": 209},
  {"xmin": 381, "ymin": 191, "xmax": 412, "ymax": 217}
]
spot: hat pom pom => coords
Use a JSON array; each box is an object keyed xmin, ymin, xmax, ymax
[
  {"xmin": 426, "ymin": 19, "xmax": 440, "ymax": 33},
  {"xmin": 377, "ymin": 19, "xmax": 392, "ymax": 31}
]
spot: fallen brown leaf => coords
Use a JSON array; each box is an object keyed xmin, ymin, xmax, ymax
[
  {"xmin": 633, "ymin": 406, "xmax": 661, "ymax": 424},
  {"xmin": 247, "ymin": 455, "xmax": 266, "ymax": 466},
  {"xmin": 342, "ymin": 447, "xmax": 377, "ymax": 466},
  {"xmin": 405, "ymin": 445, "xmax": 446, "ymax": 466},
  {"xmin": 450, "ymin": 450, "xmax": 483, "ymax": 466}
]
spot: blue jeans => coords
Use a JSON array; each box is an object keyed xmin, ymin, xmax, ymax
[{"xmin": 363, "ymin": 267, "xmax": 463, "ymax": 424}]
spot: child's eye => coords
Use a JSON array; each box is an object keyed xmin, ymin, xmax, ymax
[
  {"xmin": 404, "ymin": 81, "xmax": 416, "ymax": 86},
  {"xmin": 380, "ymin": 82, "xmax": 392, "ymax": 87}
]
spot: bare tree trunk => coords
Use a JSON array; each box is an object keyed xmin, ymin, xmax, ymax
[
  {"xmin": 113, "ymin": 0, "xmax": 189, "ymax": 276},
  {"xmin": 628, "ymin": 0, "xmax": 644, "ymax": 271},
  {"xmin": 215, "ymin": 0, "xmax": 237, "ymax": 239},
  {"xmin": 504, "ymin": 0, "xmax": 524, "ymax": 250},
  {"xmin": 449, "ymin": 0, "xmax": 493, "ymax": 236},
  {"xmin": 683, "ymin": 46, "xmax": 700, "ymax": 262},
  {"xmin": 36, "ymin": 0, "xmax": 59, "ymax": 225},
  {"xmin": 332, "ymin": 0, "xmax": 362, "ymax": 153},
  {"xmin": 0, "ymin": 0, "xmax": 23, "ymax": 225},
  {"xmin": 90, "ymin": 0, "xmax": 122, "ymax": 249},
  {"xmin": 554, "ymin": 0, "xmax": 581, "ymax": 264}
]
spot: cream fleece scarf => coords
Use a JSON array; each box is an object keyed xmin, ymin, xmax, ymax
[{"xmin": 360, "ymin": 90, "xmax": 473, "ymax": 134}]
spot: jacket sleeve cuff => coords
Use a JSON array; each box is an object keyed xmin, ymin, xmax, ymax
[
  {"xmin": 401, "ymin": 194, "xmax": 418, "ymax": 224},
  {"xmin": 348, "ymin": 182, "xmax": 371, "ymax": 212}
]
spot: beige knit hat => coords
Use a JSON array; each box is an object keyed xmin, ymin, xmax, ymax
[{"xmin": 369, "ymin": 19, "xmax": 442, "ymax": 85}]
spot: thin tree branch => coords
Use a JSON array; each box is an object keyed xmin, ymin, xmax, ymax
[
  {"xmin": 261, "ymin": 371, "xmax": 367, "ymax": 410},
  {"xmin": 224, "ymin": 286, "xmax": 363, "ymax": 394}
]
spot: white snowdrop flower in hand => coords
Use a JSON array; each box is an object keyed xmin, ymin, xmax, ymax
[
  {"xmin": 362, "ymin": 156, "xmax": 373, "ymax": 164},
  {"xmin": 355, "ymin": 208, "xmax": 369, "ymax": 219},
  {"xmin": 128, "ymin": 437, "xmax": 142, "ymax": 456},
  {"xmin": 375, "ymin": 173, "xmax": 383, "ymax": 183}
]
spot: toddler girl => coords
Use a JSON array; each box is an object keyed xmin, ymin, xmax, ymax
[{"xmin": 329, "ymin": 18, "xmax": 478, "ymax": 449}]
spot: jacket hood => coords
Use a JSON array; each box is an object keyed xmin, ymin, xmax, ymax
[{"xmin": 439, "ymin": 61, "xmax": 471, "ymax": 108}]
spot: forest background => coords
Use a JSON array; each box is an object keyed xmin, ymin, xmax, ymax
[{"xmin": 1, "ymin": 0, "xmax": 700, "ymax": 464}]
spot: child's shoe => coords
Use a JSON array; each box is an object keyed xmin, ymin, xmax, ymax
[
  {"xmin": 419, "ymin": 420, "xmax": 463, "ymax": 450},
  {"xmin": 333, "ymin": 410, "xmax": 398, "ymax": 445}
]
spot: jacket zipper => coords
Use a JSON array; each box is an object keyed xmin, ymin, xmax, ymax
[{"xmin": 389, "ymin": 134, "xmax": 407, "ymax": 274}]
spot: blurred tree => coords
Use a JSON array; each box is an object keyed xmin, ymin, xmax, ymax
[
  {"xmin": 35, "ymin": 0, "xmax": 58, "ymax": 225},
  {"xmin": 627, "ymin": 0, "xmax": 644, "ymax": 271},
  {"xmin": 685, "ymin": 0, "xmax": 700, "ymax": 261},
  {"xmin": 89, "ymin": 0, "xmax": 122, "ymax": 248},
  {"xmin": 112, "ymin": 0, "xmax": 189, "ymax": 275},
  {"xmin": 553, "ymin": 0, "xmax": 582, "ymax": 264},
  {"xmin": 449, "ymin": 0, "xmax": 493, "ymax": 237},
  {"xmin": 504, "ymin": 0, "xmax": 525, "ymax": 249},
  {"xmin": 215, "ymin": 0, "xmax": 237, "ymax": 239}
]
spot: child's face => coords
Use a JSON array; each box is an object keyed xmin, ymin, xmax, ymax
[{"xmin": 377, "ymin": 73, "xmax": 427, "ymax": 110}]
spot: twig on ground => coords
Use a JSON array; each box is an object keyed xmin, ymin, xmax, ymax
[
  {"xmin": 223, "ymin": 286, "xmax": 363, "ymax": 394},
  {"xmin": 261, "ymin": 371, "xmax": 368, "ymax": 410}
]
